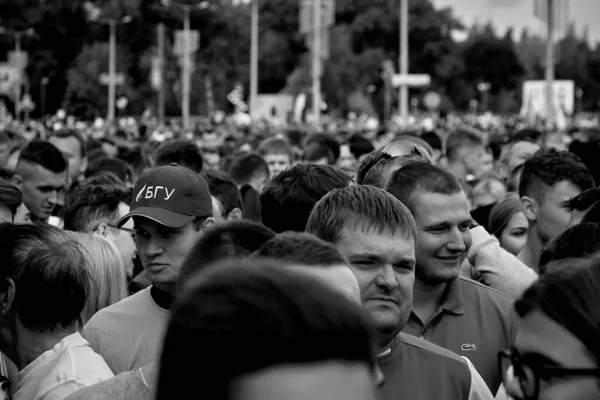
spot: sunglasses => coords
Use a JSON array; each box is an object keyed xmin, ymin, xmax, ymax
[{"xmin": 381, "ymin": 141, "xmax": 433, "ymax": 164}]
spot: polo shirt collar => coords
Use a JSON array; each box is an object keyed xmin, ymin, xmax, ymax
[{"xmin": 439, "ymin": 277, "xmax": 464, "ymax": 315}]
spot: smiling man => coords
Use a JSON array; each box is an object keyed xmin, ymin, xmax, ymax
[
  {"xmin": 83, "ymin": 163, "xmax": 214, "ymax": 374},
  {"xmin": 385, "ymin": 162, "xmax": 515, "ymax": 395},
  {"xmin": 307, "ymin": 186, "xmax": 493, "ymax": 400}
]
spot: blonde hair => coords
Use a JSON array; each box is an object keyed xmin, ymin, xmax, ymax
[{"xmin": 66, "ymin": 231, "xmax": 128, "ymax": 324}]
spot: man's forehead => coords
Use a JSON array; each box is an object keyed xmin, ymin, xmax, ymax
[
  {"xmin": 20, "ymin": 162, "xmax": 65, "ymax": 182},
  {"xmin": 413, "ymin": 191, "xmax": 470, "ymax": 219}
]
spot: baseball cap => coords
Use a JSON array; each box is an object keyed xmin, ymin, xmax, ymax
[{"xmin": 117, "ymin": 163, "xmax": 212, "ymax": 228}]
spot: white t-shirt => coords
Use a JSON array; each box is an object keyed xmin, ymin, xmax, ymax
[
  {"xmin": 83, "ymin": 287, "xmax": 170, "ymax": 374},
  {"xmin": 13, "ymin": 332, "xmax": 113, "ymax": 400}
]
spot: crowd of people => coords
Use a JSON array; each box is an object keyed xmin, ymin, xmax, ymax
[{"xmin": 0, "ymin": 117, "xmax": 599, "ymax": 400}]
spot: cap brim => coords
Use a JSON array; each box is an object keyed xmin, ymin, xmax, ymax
[{"xmin": 117, "ymin": 207, "xmax": 196, "ymax": 229}]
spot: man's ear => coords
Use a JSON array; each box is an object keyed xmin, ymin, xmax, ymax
[
  {"xmin": 1, "ymin": 278, "xmax": 16, "ymax": 316},
  {"xmin": 202, "ymin": 217, "xmax": 215, "ymax": 230},
  {"xmin": 521, "ymin": 196, "xmax": 537, "ymax": 222},
  {"xmin": 12, "ymin": 174, "xmax": 21, "ymax": 187},
  {"xmin": 226, "ymin": 208, "xmax": 243, "ymax": 221},
  {"xmin": 96, "ymin": 222, "xmax": 110, "ymax": 237}
]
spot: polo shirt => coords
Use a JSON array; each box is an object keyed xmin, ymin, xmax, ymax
[
  {"xmin": 379, "ymin": 333, "xmax": 493, "ymax": 400},
  {"xmin": 404, "ymin": 277, "xmax": 516, "ymax": 394}
]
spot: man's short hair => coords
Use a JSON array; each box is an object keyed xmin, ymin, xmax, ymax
[
  {"xmin": 201, "ymin": 170, "xmax": 244, "ymax": 217},
  {"xmin": 0, "ymin": 223, "xmax": 89, "ymax": 332},
  {"xmin": 49, "ymin": 129, "xmax": 87, "ymax": 158},
  {"xmin": 0, "ymin": 179, "xmax": 22, "ymax": 219},
  {"xmin": 179, "ymin": 220, "xmax": 275, "ymax": 284},
  {"xmin": 257, "ymin": 137, "xmax": 294, "ymax": 160},
  {"xmin": 538, "ymin": 222, "xmax": 600, "ymax": 274},
  {"xmin": 385, "ymin": 161, "xmax": 463, "ymax": 214},
  {"xmin": 445, "ymin": 129, "xmax": 483, "ymax": 162},
  {"xmin": 305, "ymin": 133, "xmax": 340, "ymax": 163},
  {"xmin": 85, "ymin": 157, "xmax": 132, "ymax": 184},
  {"xmin": 356, "ymin": 151, "xmax": 387, "ymax": 185},
  {"xmin": 304, "ymin": 142, "xmax": 335, "ymax": 164},
  {"xmin": 348, "ymin": 135, "xmax": 375, "ymax": 160},
  {"xmin": 306, "ymin": 185, "xmax": 417, "ymax": 244},
  {"xmin": 260, "ymin": 164, "xmax": 352, "ymax": 233},
  {"xmin": 17, "ymin": 140, "xmax": 67, "ymax": 174},
  {"xmin": 153, "ymin": 139, "xmax": 203, "ymax": 173},
  {"xmin": 63, "ymin": 184, "xmax": 131, "ymax": 232},
  {"xmin": 228, "ymin": 153, "xmax": 269, "ymax": 186},
  {"xmin": 519, "ymin": 148, "xmax": 595, "ymax": 201},
  {"xmin": 156, "ymin": 259, "xmax": 375, "ymax": 400},
  {"xmin": 254, "ymin": 232, "xmax": 348, "ymax": 267}
]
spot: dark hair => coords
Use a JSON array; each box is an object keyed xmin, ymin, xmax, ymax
[
  {"xmin": 305, "ymin": 133, "xmax": 340, "ymax": 163},
  {"xmin": 511, "ymin": 128, "xmax": 542, "ymax": 144},
  {"xmin": 260, "ymin": 164, "xmax": 351, "ymax": 233},
  {"xmin": 157, "ymin": 259, "xmax": 375, "ymax": 400},
  {"xmin": 228, "ymin": 153, "xmax": 269, "ymax": 186},
  {"xmin": 306, "ymin": 185, "xmax": 417, "ymax": 244},
  {"xmin": 356, "ymin": 151, "xmax": 387, "ymax": 185},
  {"xmin": 348, "ymin": 135, "xmax": 375, "ymax": 160},
  {"xmin": 304, "ymin": 142, "xmax": 335, "ymax": 164},
  {"xmin": 0, "ymin": 131, "xmax": 11, "ymax": 145},
  {"xmin": 489, "ymin": 193, "xmax": 524, "ymax": 237},
  {"xmin": 49, "ymin": 129, "xmax": 87, "ymax": 158},
  {"xmin": 257, "ymin": 137, "xmax": 293, "ymax": 160},
  {"xmin": 85, "ymin": 157, "xmax": 132, "ymax": 184},
  {"xmin": 515, "ymin": 255, "xmax": 600, "ymax": 363},
  {"xmin": 179, "ymin": 220, "xmax": 275, "ymax": 285},
  {"xmin": 507, "ymin": 163, "xmax": 524, "ymax": 192},
  {"xmin": 255, "ymin": 232, "xmax": 348, "ymax": 267},
  {"xmin": 538, "ymin": 223, "xmax": 600, "ymax": 273},
  {"xmin": 445, "ymin": 129, "xmax": 483, "ymax": 161},
  {"xmin": 17, "ymin": 140, "xmax": 67, "ymax": 174},
  {"xmin": 519, "ymin": 148, "xmax": 595, "ymax": 201},
  {"xmin": 63, "ymin": 184, "xmax": 131, "ymax": 232},
  {"xmin": 362, "ymin": 156, "xmax": 423, "ymax": 189},
  {"xmin": 420, "ymin": 131, "xmax": 442, "ymax": 151},
  {"xmin": 568, "ymin": 187, "xmax": 600, "ymax": 212},
  {"xmin": 385, "ymin": 161, "xmax": 463, "ymax": 214},
  {"xmin": 0, "ymin": 223, "xmax": 89, "ymax": 332},
  {"xmin": 153, "ymin": 139, "xmax": 204, "ymax": 173},
  {"xmin": 201, "ymin": 170, "xmax": 244, "ymax": 217},
  {"xmin": 0, "ymin": 179, "xmax": 22, "ymax": 219},
  {"xmin": 582, "ymin": 201, "xmax": 600, "ymax": 224},
  {"xmin": 0, "ymin": 168, "xmax": 13, "ymax": 181}
]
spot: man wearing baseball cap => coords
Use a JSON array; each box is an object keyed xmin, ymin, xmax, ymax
[{"xmin": 83, "ymin": 163, "xmax": 214, "ymax": 374}]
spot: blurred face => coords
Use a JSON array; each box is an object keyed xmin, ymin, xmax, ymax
[
  {"xmin": 263, "ymin": 153, "xmax": 291, "ymax": 177},
  {"xmin": 249, "ymin": 170, "xmax": 269, "ymax": 195},
  {"xmin": 413, "ymin": 192, "xmax": 473, "ymax": 285},
  {"xmin": 0, "ymin": 142, "xmax": 11, "ymax": 168},
  {"xmin": 472, "ymin": 179, "xmax": 507, "ymax": 209},
  {"xmin": 504, "ymin": 310, "xmax": 600, "ymax": 400},
  {"xmin": 13, "ymin": 203, "xmax": 31, "ymax": 224},
  {"xmin": 105, "ymin": 202, "xmax": 136, "ymax": 279},
  {"xmin": 337, "ymin": 145, "xmax": 357, "ymax": 173},
  {"xmin": 507, "ymin": 141, "xmax": 540, "ymax": 174},
  {"xmin": 499, "ymin": 212, "xmax": 529, "ymax": 256},
  {"xmin": 534, "ymin": 181, "xmax": 581, "ymax": 243},
  {"xmin": 463, "ymin": 145, "xmax": 493, "ymax": 178},
  {"xmin": 335, "ymin": 224, "xmax": 416, "ymax": 347},
  {"xmin": 49, "ymin": 135, "xmax": 86, "ymax": 181},
  {"xmin": 231, "ymin": 362, "xmax": 377, "ymax": 400},
  {"xmin": 102, "ymin": 142, "xmax": 118, "ymax": 158},
  {"xmin": 16, "ymin": 164, "xmax": 66, "ymax": 221},
  {"xmin": 133, "ymin": 217, "xmax": 203, "ymax": 294},
  {"xmin": 202, "ymin": 149, "xmax": 221, "ymax": 171}
]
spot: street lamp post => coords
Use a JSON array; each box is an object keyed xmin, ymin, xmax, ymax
[
  {"xmin": 250, "ymin": 0, "xmax": 259, "ymax": 122},
  {"xmin": 161, "ymin": 0, "xmax": 211, "ymax": 131},
  {"xmin": 399, "ymin": 0, "xmax": 409, "ymax": 124},
  {"xmin": 0, "ymin": 27, "xmax": 35, "ymax": 120}
]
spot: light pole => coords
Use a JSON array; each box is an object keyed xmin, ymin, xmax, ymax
[
  {"xmin": 0, "ymin": 27, "xmax": 35, "ymax": 120},
  {"xmin": 250, "ymin": 0, "xmax": 259, "ymax": 122},
  {"xmin": 399, "ymin": 0, "xmax": 409, "ymax": 124},
  {"xmin": 545, "ymin": 0, "xmax": 555, "ymax": 130},
  {"xmin": 41, "ymin": 77, "xmax": 49, "ymax": 118},
  {"xmin": 312, "ymin": 0, "xmax": 322, "ymax": 126},
  {"xmin": 161, "ymin": 0, "xmax": 212, "ymax": 131}
]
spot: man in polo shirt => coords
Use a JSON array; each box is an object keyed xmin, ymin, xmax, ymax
[
  {"xmin": 384, "ymin": 162, "xmax": 515, "ymax": 395},
  {"xmin": 306, "ymin": 185, "xmax": 493, "ymax": 400},
  {"xmin": 83, "ymin": 163, "xmax": 214, "ymax": 374}
]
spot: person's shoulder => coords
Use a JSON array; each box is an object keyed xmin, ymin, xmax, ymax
[
  {"xmin": 63, "ymin": 370, "xmax": 148, "ymax": 400},
  {"xmin": 400, "ymin": 333, "xmax": 469, "ymax": 366},
  {"xmin": 84, "ymin": 288, "xmax": 153, "ymax": 329},
  {"xmin": 459, "ymin": 276, "xmax": 514, "ymax": 307}
]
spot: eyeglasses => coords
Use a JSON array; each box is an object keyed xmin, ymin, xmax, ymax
[
  {"xmin": 381, "ymin": 141, "xmax": 433, "ymax": 164},
  {"xmin": 498, "ymin": 348, "xmax": 600, "ymax": 400}
]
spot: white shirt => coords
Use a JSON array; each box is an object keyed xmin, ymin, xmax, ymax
[{"xmin": 14, "ymin": 332, "xmax": 113, "ymax": 400}]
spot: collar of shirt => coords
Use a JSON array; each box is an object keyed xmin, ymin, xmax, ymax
[{"xmin": 439, "ymin": 277, "xmax": 465, "ymax": 316}]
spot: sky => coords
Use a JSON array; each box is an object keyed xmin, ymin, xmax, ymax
[{"xmin": 433, "ymin": 0, "xmax": 600, "ymax": 43}]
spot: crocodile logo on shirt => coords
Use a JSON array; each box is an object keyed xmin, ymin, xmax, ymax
[{"xmin": 461, "ymin": 343, "xmax": 477, "ymax": 351}]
